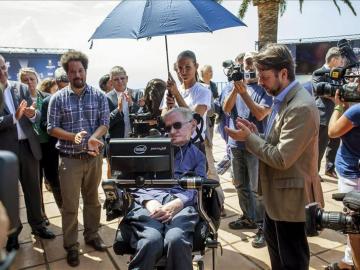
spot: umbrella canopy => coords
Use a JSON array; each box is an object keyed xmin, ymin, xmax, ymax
[{"xmin": 89, "ymin": 0, "xmax": 246, "ymax": 71}]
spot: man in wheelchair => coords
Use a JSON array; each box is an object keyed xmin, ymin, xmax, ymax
[{"xmin": 119, "ymin": 107, "xmax": 206, "ymax": 270}]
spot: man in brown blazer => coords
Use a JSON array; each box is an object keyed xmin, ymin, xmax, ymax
[{"xmin": 226, "ymin": 44, "xmax": 321, "ymax": 270}]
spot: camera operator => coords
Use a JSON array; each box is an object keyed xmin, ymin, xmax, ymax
[
  {"xmin": 223, "ymin": 52, "xmax": 272, "ymax": 248},
  {"xmin": 313, "ymin": 47, "xmax": 344, "ymax": 179},
  {"xmin": 120, "ymin": 107, "xmax": 206, "ymax": 270},
  {"xmin": 327, "ymin": 88, "xmax": 360, "ymax": 270},
  {"xmin": 226, "ymin": 44, "xmax": 320, "ymax": 270},
  {"xmin": 143, "ymin": 78, "xmax": 166, "ymax": 120}
]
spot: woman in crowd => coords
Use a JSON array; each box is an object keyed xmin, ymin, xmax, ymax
[
  {"xmin": 18, "ymin": 68, "xmax": 50, "ymax": 224},
  {"xmin": 160, "ymin": 50, "xmax": 212, "ymax": 151},
  {"xmin": 160, "ymin": 50, "xmax": 225, "ymax": 209},
  {"xmin": 327, "ymin": 89, "xmax": 360, "ymax": 270}
]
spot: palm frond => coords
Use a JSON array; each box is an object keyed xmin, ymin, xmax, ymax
[
  {"xmin": 279, "ymin": 0, "xmax": 287, "ymax": 16},
  {"xmin": 299, "ymin": 0, "xmax": 304, "ymax": 13},
  {"xmin": 341, "ymin": 0, "xmax": 357, "ymax": 15},
  {"xmin": 332, "ymin": 0, "xmax": 342, "ymax": 14},
  {"xmin": 238, "ymin": 0, "xmax": 252, "ymax": 19}
]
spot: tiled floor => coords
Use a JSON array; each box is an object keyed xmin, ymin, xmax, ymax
[{"xmin": 10, "ymin": 133, "xmax": 346, "ymax": 269}]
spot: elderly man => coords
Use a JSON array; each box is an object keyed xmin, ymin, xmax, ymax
[
  {"xmin": 226, "ymin": 44, "xmax": 320, "ymax": 269},
  {"xmin": 48, "ymin": 50, "xmax": 110, "ymax": 267},
  {"xmin": 120, "ymin": 107, "xmax": 206, "ymax": 270},
  {"xmin": 107, "ymin": 66, "xmax": 142, "ymax": 139}
]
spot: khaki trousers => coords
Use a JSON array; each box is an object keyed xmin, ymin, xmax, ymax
[{"xmin": 59, "ymin": 155, "xmax": 102, "ymax": 250}]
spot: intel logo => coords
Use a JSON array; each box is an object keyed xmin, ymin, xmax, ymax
[{"xmin": 134, "ymin": 145, "xmax": 147, "ymax": 154}]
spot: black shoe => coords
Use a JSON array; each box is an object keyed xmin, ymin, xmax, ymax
[
  {"xmin": 32, "ymin": 226, "xmax": 56, "ymax": 239},
  {"xmin": 252, "ymin": 230, "xmax": 266, "ymax": 248},
  {"xmin": 85, "ymin": 237, "xmax": 107, "ymax": 251},
  {"xmin": 6, "ymin": 235, "xmax": 19, "ymax": 251},
  {"xmin": 228, "ymin": 216, "xmax": 257, "ymax": 230},
  {"xmin": 67, "ymin": 250, "xmax": 80, "ymax": 267}
]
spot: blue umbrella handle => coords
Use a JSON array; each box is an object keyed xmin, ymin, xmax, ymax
[{"xmin": 165, "ymin": 35, "xmax": 170, "ymax": 74}]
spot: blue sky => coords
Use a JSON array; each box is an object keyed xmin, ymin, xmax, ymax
[{"xmin": 0, "ymin": 0, "xmax": 358, "ymax": 88}]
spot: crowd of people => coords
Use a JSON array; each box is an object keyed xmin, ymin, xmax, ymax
[{"xmin": 0, "ymin": 42, "xmax": 359, "ymax": 270}]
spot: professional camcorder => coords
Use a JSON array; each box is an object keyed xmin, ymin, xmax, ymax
[
  {"xmin": 222, "ymin": 60, "xmax": 256, "ymax": 82},
  {"xmin": 222, "ymin": 60, "xmax": 244, "ymax": 82},
  {"xmin": 306, "ymin": 191, "xmax": 360, "ymax": 235},
  {"xmin": 129, "ymin": 112, "xmax": 163, "ymax": 138},
  {"xmin": 313, "ymin": 39, "xmax": 360, "ymax": 102}
]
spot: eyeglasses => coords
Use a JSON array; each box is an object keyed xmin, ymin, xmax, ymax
[{"xmin": 164, "ymin": 121, "xmax": 191, "ymax": 133}]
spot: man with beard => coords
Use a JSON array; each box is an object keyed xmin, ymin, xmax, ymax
[
  {"xmin": 225, "ymin": 44, "xmax": 319, "ymax": 270},
  {"xmin": 48, "ymin": 50, "xmax": 110, "ymax": 267}
]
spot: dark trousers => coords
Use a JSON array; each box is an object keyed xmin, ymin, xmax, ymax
[
  {"xmin": 40, "ymin": 141, "xmax": 62, "ymax": 208},
  {"xmin": 264, "ymin": 213, "xmax": 309, "ymax": 270},
  {"xmin": 318, "ymin": 125, "xmax": 340, "ymax": 172},
  {"xmin": 18, "ymin": 140, "xmax": 44, "ymax": 230}
]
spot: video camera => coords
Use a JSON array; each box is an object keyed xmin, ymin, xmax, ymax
[
  {"xmin": 313, "ymin": 39, "xmax": 360, "ymax": 102},
  {"xmin": 306, "ymin": 191, "xmax": 360, "ymax": 235},
  {"xmin": 129, "ymin": 112, "xmax": 164, "ymax": 138},
  {"xmin": 222, "ymin": 60, "xmax": 256, "ymax": 82}
]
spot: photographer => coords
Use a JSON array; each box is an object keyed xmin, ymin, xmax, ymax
[
  {"xmin": 223, "ymin": 52, "xmax": 272, "ymax": 248},
  {"xmin": 313, "ymin": 47, "xmax": 344, "ymax": 179},
  {"xmin": 120, "ymin": 107, "xmax": 205, "ymax": 270},
  {"xmin": 226, "ymin": 44, "xmax": 320, "ymax": 269},
  {"xmin": 327, "ymin": 89, "xmax": 360, "ymax": 270}
]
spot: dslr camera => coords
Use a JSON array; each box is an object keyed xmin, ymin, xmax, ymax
[
  {"xmin": 306, "ymin": 191, "xmax": 360, "ymax": 235},
  {"xmin": 313, "ymin": 39, "xmax": 360, "ymax": 102}
]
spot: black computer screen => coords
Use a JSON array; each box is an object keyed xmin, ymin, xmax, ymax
[{"xmin": 109, "ymin": 138, "xmax": 174, "ymax": 180}]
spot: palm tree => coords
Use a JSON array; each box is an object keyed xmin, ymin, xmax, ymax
[{"xmin": 221, "ymin": 0, "xmax": 357, "ymax": 50}]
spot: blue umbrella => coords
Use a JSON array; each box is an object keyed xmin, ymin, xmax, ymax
[{"xmin": 89, "ymin": 0, "xmax": 246, "ymax": 72}]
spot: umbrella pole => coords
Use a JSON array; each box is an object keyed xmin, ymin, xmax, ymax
[{"xmin": 165, "ymin": 35, "xmax": 170, "ymax": 74}]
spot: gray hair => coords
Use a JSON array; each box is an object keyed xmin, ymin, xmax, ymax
[
  {"xmin": 163, "ymin": 107, "xmax": 193, "ymax": 122},
  {"xmin": 325, "ymin": 47, "xmax": 341, "ymax": 64},
  {"xmin": 109, "ymin": 66, "xmax": 127, "ymax": 79}
]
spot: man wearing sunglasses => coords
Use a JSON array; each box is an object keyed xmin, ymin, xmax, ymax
[{"xmin": 121, "ymin": 107, "xmax": 206, "ymax": 270}]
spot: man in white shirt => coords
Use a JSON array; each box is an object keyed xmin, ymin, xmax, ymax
[{"xmin": 106, "ymin": 66, "xmax": 141, "ymax": 138}]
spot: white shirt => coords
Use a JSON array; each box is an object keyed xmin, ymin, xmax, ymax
[
  {"xmin": 115, "ymin": 90, "xmax": 131, "ymax": 138},
  {"xmin": 160, "ymin": 82, "xmax": 212, "ymax": 141},
  {"xmin": 3, "ymin": 81, "xmax": 27, "ymax": 140}
]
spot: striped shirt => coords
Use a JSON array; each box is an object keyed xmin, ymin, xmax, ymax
[{"xmin": 47, "ymin": 84, "xmax": 110, "ymax": 154}]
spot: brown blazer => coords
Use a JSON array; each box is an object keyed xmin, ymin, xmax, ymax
[{"xmin": 245, "ymin": 82, "xmax": 322, "ymax": 222}]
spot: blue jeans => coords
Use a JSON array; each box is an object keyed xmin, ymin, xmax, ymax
[{"xmin": 230, "ymin": 147, "xmax": 261, "ymax": 222}]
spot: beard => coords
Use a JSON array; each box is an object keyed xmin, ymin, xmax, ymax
[{"xmin": 72, "ymin": 78, "xmax": 85, "ymax": 89}]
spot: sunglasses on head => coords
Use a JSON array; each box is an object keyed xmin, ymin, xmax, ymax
[{"xmin": 164, "ymin": 121, "xmax": 191, "ymax": 133}]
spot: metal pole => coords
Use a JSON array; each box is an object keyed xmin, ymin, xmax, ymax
[{"xmin": 165, "ymin": 35, "xmax": 170, "ymax": 74}]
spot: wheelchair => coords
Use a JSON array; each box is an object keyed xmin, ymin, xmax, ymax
[
  {"xmin": 103, "ymin": 176, "xmax": 221, "ymax": 270},
  {"xmin": 103, "ymin": 137, "xmax": 222, "ymax": 269}
]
